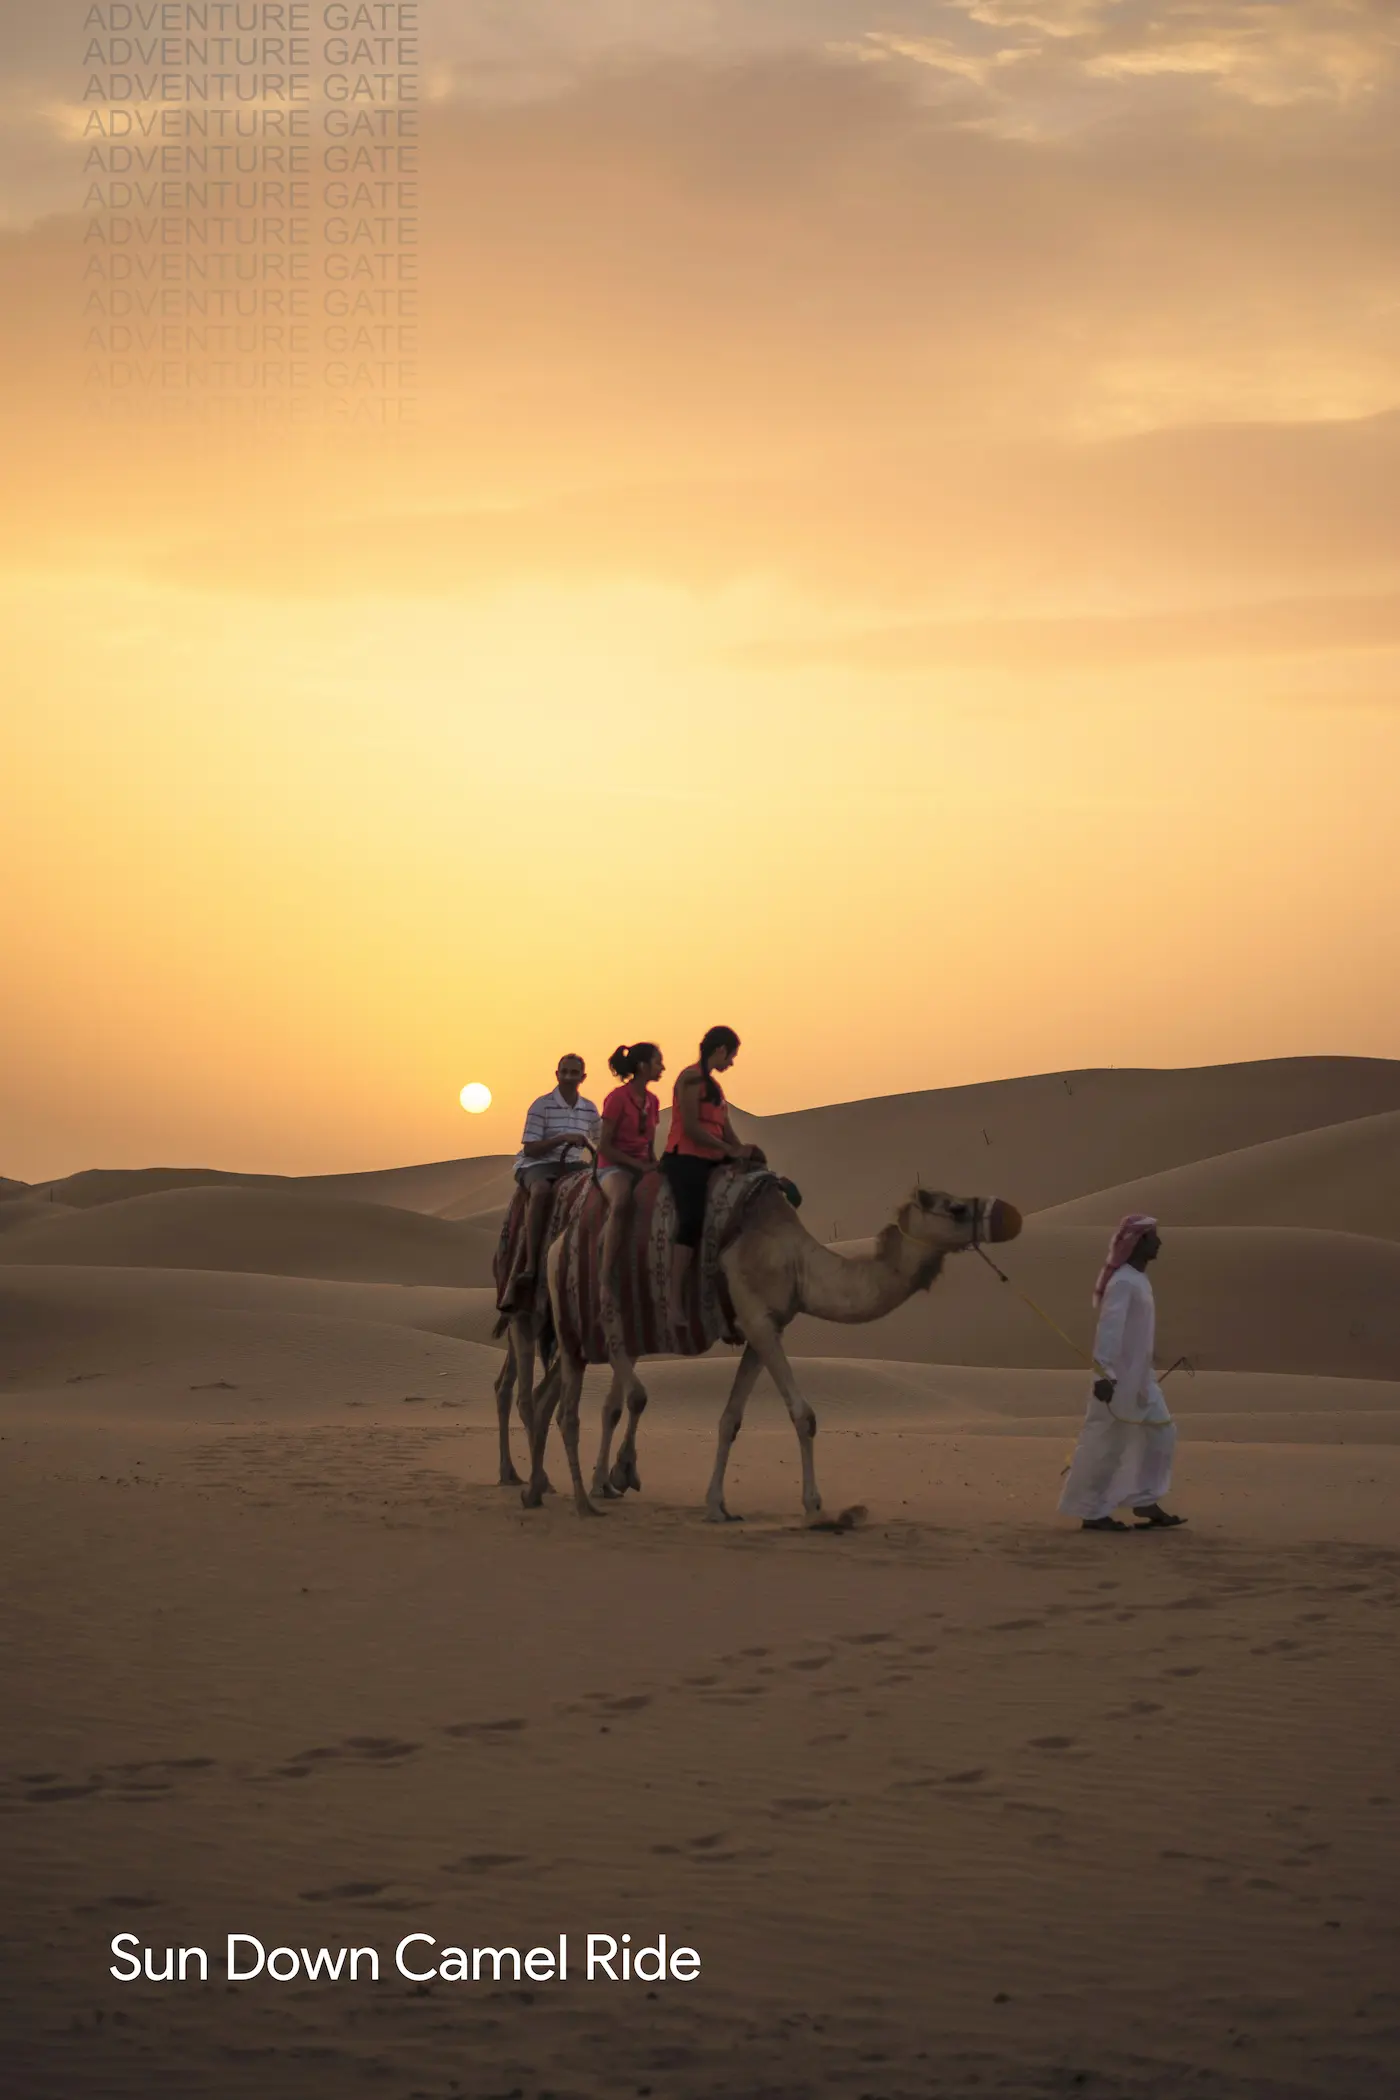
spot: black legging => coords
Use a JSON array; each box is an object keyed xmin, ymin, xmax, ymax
[{"xmin": 661, "ymin": 1152, "xmax": 720, "ymax": 1249}]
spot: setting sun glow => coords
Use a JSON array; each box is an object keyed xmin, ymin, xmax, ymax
[{"xmin": 459, "ymin": 1083, "xmax": 493, "ymax": 1115}]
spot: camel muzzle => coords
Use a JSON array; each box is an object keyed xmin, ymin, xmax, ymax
[{"xmin": 981, "ymin": 1199, "xmax": 1022, "ymax": 1244}]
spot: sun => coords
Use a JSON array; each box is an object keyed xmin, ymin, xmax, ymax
[{"xmin": 459, "ymin": 1082, "xmax": 492, "ymax": 1114}]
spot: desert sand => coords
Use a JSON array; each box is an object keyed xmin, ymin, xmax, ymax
[{"xmin": 5, "ymin": 1056, "xmax": 1400, "ymax": 2098}]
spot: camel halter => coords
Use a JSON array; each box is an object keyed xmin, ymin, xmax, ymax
[{"xmin": 969, "ymin": 1242, "xmax": 1185, "ymax": 1429}]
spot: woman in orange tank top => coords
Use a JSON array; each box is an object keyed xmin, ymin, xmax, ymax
[{"xmin": 662, "ymin": 1025, "xmax": 763, "ymax": 1321}]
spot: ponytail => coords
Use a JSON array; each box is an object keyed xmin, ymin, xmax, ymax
[{"xmin": 609, "ymin": 1041, "xmax": 661, "ymax": 1080}]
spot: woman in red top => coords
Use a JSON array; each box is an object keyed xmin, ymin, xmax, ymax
[
  {"xmin": 598, "ymin": 1042, "xmax": 665, "ymax": 1300},
  {"xmin": 662, "ymin": 1025, "xmax": 763, "ymax": 1321}
]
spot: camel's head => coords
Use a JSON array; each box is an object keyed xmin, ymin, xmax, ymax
[{"xmin": 897, "ymin": 1188, "xmax": 1023, "ymax": 1251}]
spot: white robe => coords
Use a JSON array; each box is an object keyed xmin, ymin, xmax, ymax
[{"xmin": 1058, "ymin": 1265, "xmax": 1176, "ymax": 1521}]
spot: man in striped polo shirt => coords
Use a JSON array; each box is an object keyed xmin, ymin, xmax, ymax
[{"xmin": 513, "ymin": 1053, "xmax": 599, "ymax": 1288}]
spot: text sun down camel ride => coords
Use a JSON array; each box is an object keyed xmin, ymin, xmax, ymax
[{"xmin": 492, "ymin": 1158, "xmax": 1022, "ymax": 1521}]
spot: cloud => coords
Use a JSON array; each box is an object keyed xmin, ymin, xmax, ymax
[
  {"xmin": 733, "ymin": 590, "xmax": 1400, "ymax": 672},
  {"xmin": 856, "ymin": 1, "xmax": 1400, "ymax": 114},
  {"xmin": 2, "ymin": 50, "xmax": 1399, "ymax": 627}
]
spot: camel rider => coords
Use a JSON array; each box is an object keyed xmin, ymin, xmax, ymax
[
  {"xmin": 513, "ymin": 1053, "xmax": 599, "ymax": 1291},
  {"xmin": 597, "ymin": 1042, "xmax": 665, "ymax": 1304},
  {"xmin": 661, "ymin": 1025, "xmax": 763, "ymax": 1324},
  {"xmin": 1058, "ymin": 1214, "xmax": 1186, "ymax": 1532}
]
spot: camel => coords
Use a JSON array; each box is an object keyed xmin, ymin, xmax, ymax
[{"xmin": 521, "ymin": 1179, "xmax": 1022, "ymax": 1521}]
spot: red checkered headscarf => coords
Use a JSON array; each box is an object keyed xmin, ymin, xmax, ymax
[{"xmin": 1092, "ymin": 1213, "xmax": 1158, "ymax": 1307}]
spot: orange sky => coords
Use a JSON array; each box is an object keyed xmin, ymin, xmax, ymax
[{"xmin": 3, "ymin": 1, "xmax": 1399, "ymax": 1180}]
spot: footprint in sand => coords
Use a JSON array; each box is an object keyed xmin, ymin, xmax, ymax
[
  {"xmin": 26, "ymin": 1783, "xmax": 100, "ymax": 1802},
  {"xmin": 840, "ymin": 1632, "xmax": 893, "ymax": 1646},
  {"xmin": 991, "ymin": 1619, "xmax": 1045, "ymax": 1633},
  {"xmin": 300, "ymin": 1881, "xmax": 389, "ymax": 1902},
  {"xmin": 442, "ymin": 1719, "xmax": 526, "ymax": 1739},
  {"xmin": 439, "ymin": 1855, "xmax": 527, "ymax": 1875},
  {"xmin": 653, "ymin": 1831, "xmax": 727, "ymax": 1858},
  {"xmin": 771, "ymin": 1797, "xmax": 834, "ymax": 1814},
  {"xmin": 599, "ymin": 1694, "xmax": 652, "ymax": 1715},
  {"xmin": 1165, "ymin": 1666, "xmax": 1203, "ymax": 1678},
  {"xmin": 1028, "ymin": 1736, "xmax": 1076, "ymax": 1752},
  {"xmin": 942, "ymin": 1769, "xmax": 989, "ymax": 1786},
  {"xmin": 342, "ymin": 1737, "xmax": 421, "ymax": 1761},
  {"xmin": 788, "ymin": 1656, "xmax": 834, "ymax": 1673}
]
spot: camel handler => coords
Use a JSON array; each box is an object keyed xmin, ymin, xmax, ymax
[
  {"xmin": 1058, "ymin": 1213, "xmax": 1187, "ymax": 1533},
  {"xmin": 512, "ymin": 1053, "xmax": 599, "ymax": 1293}
]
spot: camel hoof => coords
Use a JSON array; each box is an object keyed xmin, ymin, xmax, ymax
[
  {"xmin": 520, "ymin": 1485, "xmax": 545, "ymax": 1510},
  {"xmin": 499, "ymin": 1466, "xmax": 524, "ymax": 1488},
  {"xmin": 575, "ymin": 1497, "xmax": 605, "ymax": 1519},
  {"xmin": 609, "ymin": 1459, "xmax": 641, "ymax": 1496},
  {"xmin": 593, "ymin": 1480, "xmax": 623, "ymax": 1500},
  {"xmin": 704, "ymin": 1506, "xmax": 744, "ymax": 1525}
]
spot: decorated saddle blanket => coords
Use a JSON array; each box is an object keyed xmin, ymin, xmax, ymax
[
  {"xmin": 492, "ymin": 1169, "xmax": 588, "ymax": 1325},
  {"xmin": 549, "ymin": 1165, "xmax": 781, "ymax": 1366}
]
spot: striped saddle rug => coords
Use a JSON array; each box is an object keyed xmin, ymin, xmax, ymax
[
  {"xmin": 491, "ymin": 1167, "xmax": 591, "ymax": 1325},
  {"xmin": 545, "ymin": 1165, "xmax": 782, "ymax": 1366}
]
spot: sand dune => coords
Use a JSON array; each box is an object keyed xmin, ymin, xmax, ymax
[
  {"xmin": 734, "ymin": 1055, "xmax": 1400, "ymax": 1239},
  {"xmin": 6, "ymin": 1261, "xmax": 1399, "ymax": 1457},
  {"xmin": 784, "ymin": 1222, "xmax": 1400, "ymax": 1379},
  {"xmin": 0, "ymin": 1185, "xmax": 499, "ymax": 1287},
  {"xmin": 24, "ymin": 1060, "xmax": 1400, "ymax": 1244},
  {"xmin": 0, "ymin": 1192, "xmax": 71, "ymax": 1235},
  {"xmin": 29, "ymin": 1153, "xmax": 519, "ymax": 1219},
  {"xmin": 1034, "ymin": 1106, "xmax": 1400, "ymax": 1239}
]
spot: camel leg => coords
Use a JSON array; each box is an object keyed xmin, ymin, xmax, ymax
[
  {"xmin": 591, "ymin": 1368, "xmax": 626, "ymax": 1498},
  {"xmin": 530, "ymin": 1358, "xmax": 560, "ymax": 1495},
  {"xmin": 494, "ymin": 1338, "xmax": 522, "ymax": 1486},
  {"xmin": 703, "ymin": 1345, "xmax": 765, "ymax": 1523},
  {"xmin": 521, "ymin": 1351, "xmax": 564, "ymax": 1508},
  {"xmin": 608, "ymin": 1368, "xmax": 649, "ymax": 1496},
  {"xmin": 557, "ymin": 1352, "xmax": 602, "ymax": 1518},
  {"xmin": 729, "ymin": 1308, "xmax": 822, "ymax": 1518},
  {"xmin": 514, "ymin": 1322, "xmax": 537, "ymax": 1442}
]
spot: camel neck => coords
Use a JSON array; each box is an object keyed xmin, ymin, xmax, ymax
[{"xmin": 798, "ymin": 1225, "xmax": 944, "ymax": 1326}]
